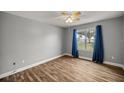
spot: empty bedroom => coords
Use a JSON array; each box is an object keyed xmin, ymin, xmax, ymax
[{"xmin": 0, "ymin": 11, "xmax": 124, "ymax": 82}]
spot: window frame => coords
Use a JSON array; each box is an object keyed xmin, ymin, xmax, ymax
[{"xmin": 77, "ymin": 27, "xmax": 95, "ymax": 52}]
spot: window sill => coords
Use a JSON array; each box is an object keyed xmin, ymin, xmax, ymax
[{"xmin": 78, "ymin": 50, "xmax": 93, "ymax": 52}]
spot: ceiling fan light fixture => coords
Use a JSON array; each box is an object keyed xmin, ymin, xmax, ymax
[
  {"xmin": 65, "ymin": 17, "xmax": 73, "ymax": 23},
  {"xmin": 65, "ymin": 19, "xmax": 69, "ymax": 23},
  {"xmin": 61, "ymin": 11, "xmax": 81, "ymax": 23}
]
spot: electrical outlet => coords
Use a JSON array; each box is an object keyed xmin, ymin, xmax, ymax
[
  {"xmin": 112, "ymin": 56, "xmax": 114, "ymax": 60},
  {"xmin": 13, "ymin": 62, "xmax": 16, "ymax": 65},
  {"xmin": 22, "ymin": 60, "xmax": 25, "ymax": 63}
]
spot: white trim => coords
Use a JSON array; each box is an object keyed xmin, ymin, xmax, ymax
[
  {"xmin": 79, "ymin": 56, "xmax": 92, "ymax": 61},
  {"xmin": 63, "ymin": 53, "xmax": 92, "ymax": 60},
  {"xmin": 104, "ymin": 61, "xmax": 124, "ymax": 69},
  {"xmin": 0, "ymin": 54, "xmax": 63, "ymax": 79},
  {"xmin": 0, "ymin": 53, "xmax": 123, "ymax": 79},
  {"xmin": 63, "ymin": 53, "xmax": 124, "ymax": 70},
  {"xmin": 63, "ymin": 53, "xmax": 71, "ymax": 56}
]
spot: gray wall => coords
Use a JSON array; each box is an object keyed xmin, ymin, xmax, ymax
[
  {"xmin": 65, "ymin": 17, "xmax": 124, "ymax": 65},
  {"xmin": 123, "ymin": 16, "xmax": 124, "ymax": 65},
  {"xmin": 0, "ymin": 12, "xmax": 65, "ymax": 75},
  {"xmin": 0, "ymin": 11, "xmax": 123, "ymax": 75}
]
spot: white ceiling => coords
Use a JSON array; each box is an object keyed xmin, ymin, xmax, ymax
[{"xmin": 5, "ymin": 11, "xmax": 124, "ymax": 28}]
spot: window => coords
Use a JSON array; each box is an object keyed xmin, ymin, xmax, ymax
[{"xmin": 77, "ymin": 28, "xmax": 95, "ymax": 51}]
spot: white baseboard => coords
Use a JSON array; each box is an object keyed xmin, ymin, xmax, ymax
[
  {"xmin": 0, "ymin": 53, "xmax": 123, "ymax": 79},
  {"xmin": 63, "ymin": 53, "xmax": 71, "ymax": 56},
  {"xmin": 63, "ymin": 53, "xmax": 124, "ymax": 70},
  {"xmin": 0, "ymin": 54, "xmax": 63, "ymax": 79},
  {"xmin": 63, "ymin": 53, "xmax": 92, "ymax": 60},
  {"xmin": 104, "ymin": 61, "xmax": 124, "ymax": 69},
  {"xmin": 79, "ymin": 56, "xmax": 92, "ymax": 61}
]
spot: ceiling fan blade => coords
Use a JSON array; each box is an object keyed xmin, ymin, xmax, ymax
[
  {"xmin": 73, "ymin": 18, "xmax": 80, "ymax": 21},
  {"xmin": 61, "ymin": 12, "xmax": 68, "ymax": 16},
  {"xmin": 54, "ymin": 12, "xmax": 69, "ymax": 20},
  {"xmin": 53, "ymin": 11, "xmax": 83, "ymax": 22},
  {"xmin": 72, "ymin": 11, "xmax": 81, "ymax": 17},
  {"xmin": 53, "ymin": 16, "xmax": 66, "ymax": 20}
]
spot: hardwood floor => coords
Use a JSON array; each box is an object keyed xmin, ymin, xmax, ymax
[{"xmin": 0, "ymin": 56, "xmax": 124, "ymax": 82}]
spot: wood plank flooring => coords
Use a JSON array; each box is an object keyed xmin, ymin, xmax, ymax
[{"xmin": 0, "ymin": 56, "xmax": 124, "ymax": 82}]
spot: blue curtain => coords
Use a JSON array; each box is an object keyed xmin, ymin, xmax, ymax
[
  {"xmin": 72, "ymin": 29, "xmax": 79, "ymax": 58},
  {"xmin": 92, "ymin": 25, "xmax": 104, "ymax": 63}
]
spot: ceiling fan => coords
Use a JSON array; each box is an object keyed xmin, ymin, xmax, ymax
[{"xmin": 56, "ymin": 11, "xmax": 82, "ymax": 23}]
